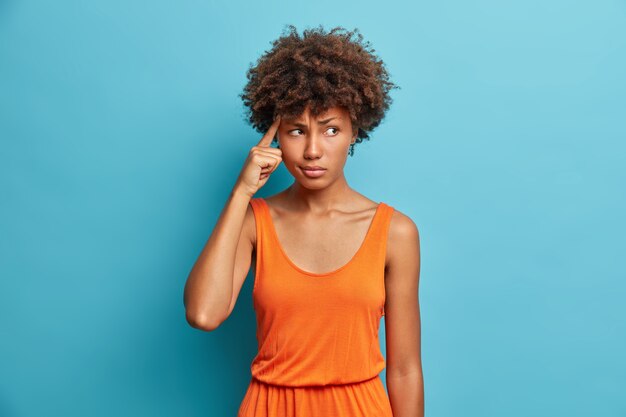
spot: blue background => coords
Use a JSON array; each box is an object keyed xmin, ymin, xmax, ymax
[{"xmin": 1, "ymin": 0, "xmax": 625, "ymax": 416}]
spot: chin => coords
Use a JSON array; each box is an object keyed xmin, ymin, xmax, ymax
[{"xmin": 298, "ymin": 182, "xmax": 328, "ymax": 190}]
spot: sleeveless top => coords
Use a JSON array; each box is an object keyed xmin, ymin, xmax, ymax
[{"xmin": 248, "ymin": 197, "xmax": 395, "ymax": 387}]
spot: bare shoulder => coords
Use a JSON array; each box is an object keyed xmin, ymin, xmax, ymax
[
  {"xmin": 245, "ymin": 190, "xmax": 289, "ymax": 249},
  {"xmin": 386, "ymin": 207, "xmax": 421, "ymax": 269},
  {"xmin": 388, "ymin": 207, "xmax": 420, "ymax": 239}
]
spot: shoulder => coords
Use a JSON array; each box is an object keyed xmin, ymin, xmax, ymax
[
  {"xmin": 385, "ymin": 206, "xmax": 420, "ymax": 268},
  {"xmin": 388, "ymin": 206, "xmax": 419, "ymax": 241},
  {"xmin": 245, "ymin": 191, "xmax": 289, "ymax": 248}
]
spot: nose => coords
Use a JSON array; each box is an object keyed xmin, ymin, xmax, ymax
[{"xmin": 303, "ymin": 133, "xmax": 323, "ymax": 160}]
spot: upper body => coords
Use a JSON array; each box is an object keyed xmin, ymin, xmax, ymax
[
  {"xmin": 186, "ymin": 25, "xmax": 423, "ymax": 417},
  {"xmin": 225, "ymin": 104, "xmax": 423, "ymax": 411}
]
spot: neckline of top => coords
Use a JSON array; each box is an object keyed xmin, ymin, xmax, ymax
[{"xmin": 257, "ymin": 198, "xmax": 385, "ymax": 277}]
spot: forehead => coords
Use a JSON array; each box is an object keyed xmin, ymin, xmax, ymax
[{"xmin": 286, "ymin": 106, "xmax": 348, "ymax": 122}]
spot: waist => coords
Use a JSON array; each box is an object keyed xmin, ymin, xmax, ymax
[
  {"xmin": 238, "ymin": 373, "xmax": 394, "ymax": 417},
  {"xmin": 251, "ymin": 373, "xmax": 383, "ymax": 389}
]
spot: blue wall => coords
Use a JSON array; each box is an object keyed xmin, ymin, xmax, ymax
[{"xmin": 1, "ymin": 1, "xmax": 625, "ymax": 416}]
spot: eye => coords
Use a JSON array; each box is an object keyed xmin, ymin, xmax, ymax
[{"xmin": 287, "ymin": 127, "xmax": 339, "ymax": 137}]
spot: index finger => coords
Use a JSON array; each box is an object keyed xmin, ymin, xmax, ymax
[{"xmin": 257, "ymin": 115, "xmax": 281, "ymax": 147}]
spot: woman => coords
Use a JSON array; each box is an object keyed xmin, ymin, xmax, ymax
[{"xmin": 184, "ymin": 25, "xmax": 423, "ymax": 417}]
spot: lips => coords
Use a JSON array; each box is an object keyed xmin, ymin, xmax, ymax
[{"xmin": 299, "ymin": 166, "xmax": 327, "ymax": 178}]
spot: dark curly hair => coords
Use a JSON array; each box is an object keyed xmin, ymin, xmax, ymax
[{"xmin": 239, "ymin": 24, "xmax": 400, "ymax": 156}]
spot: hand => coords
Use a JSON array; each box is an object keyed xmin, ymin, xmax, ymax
[{"xmin": 234, "ymin": 115, "xmax": 283, "ymax": 197}]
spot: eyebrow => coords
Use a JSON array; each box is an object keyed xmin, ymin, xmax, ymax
[{"xmin": 289, "ymin": 117, "xmax": 342, "ymax": 128}]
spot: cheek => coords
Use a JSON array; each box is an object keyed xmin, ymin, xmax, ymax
[
  {"xmin": 330, "ymin": 141, "xmax": 352, "ymax": 157},
  {"xmin": 277, "ymin": 145, "xmax": 299, "ymax": 169}
]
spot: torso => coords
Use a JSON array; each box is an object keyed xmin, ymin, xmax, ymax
[{"xmin": 256, "ymin": 192, "xmax": 387, "ymax": 276}]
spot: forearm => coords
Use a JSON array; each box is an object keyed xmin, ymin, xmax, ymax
[
  {"xmin": 386, "ymin": 370, "xmax": 424, "ymax": 417},
  {"xmin": 183, "ymin": 188, "xmax": 251, "ymax": 328}
]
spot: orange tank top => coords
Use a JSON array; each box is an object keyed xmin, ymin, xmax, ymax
[{"xmin": 248, "ymin": 197, "xmax": 394, "ymax": 387}]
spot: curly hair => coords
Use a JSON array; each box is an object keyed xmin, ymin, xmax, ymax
[{"xmin": 239, "ymin": 24, "xmax": 400, "ymax": 156}]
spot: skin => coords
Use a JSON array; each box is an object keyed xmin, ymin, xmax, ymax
[{"xmin": 184, "ymin": 104, "xmax": 424, "ymax": 417}]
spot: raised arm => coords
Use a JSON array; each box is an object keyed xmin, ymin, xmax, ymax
[{"xmin": 183, "ymin": 116, "xmax": 283, "ymax": 331}]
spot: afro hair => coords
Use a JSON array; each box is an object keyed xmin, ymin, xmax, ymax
[{"xmin": 239, "ymin": 24, "xmax": 400, "ymax": 156}]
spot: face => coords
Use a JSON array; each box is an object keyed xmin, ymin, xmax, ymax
[{"xmin": 276, "ymin": 105, "xmax": 357, "ymax": 188}]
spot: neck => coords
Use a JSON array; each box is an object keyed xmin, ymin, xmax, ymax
[{"xmin": 286, "ymin": 175, "xmax": 355, "ymax": 213}]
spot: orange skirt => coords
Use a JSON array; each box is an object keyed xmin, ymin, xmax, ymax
[{"xmin": 237, "ymin": 375, "xmax": 393, "ymax": 417}]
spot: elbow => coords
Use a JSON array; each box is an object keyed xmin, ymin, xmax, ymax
[{"xmin": 185, "ymin": 310, "xmax": 224, "ymax": 332}]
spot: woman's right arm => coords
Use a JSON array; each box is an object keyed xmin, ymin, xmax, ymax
[{"xmin": 183, "ymin": 116, "xmax": 282, "ymax": 331}]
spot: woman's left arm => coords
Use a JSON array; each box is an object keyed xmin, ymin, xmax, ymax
[{"xmin": 384, "ymin": 210, "xmax": 424, "ymax": 417}]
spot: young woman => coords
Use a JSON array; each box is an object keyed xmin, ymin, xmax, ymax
[{"xmin": 184, "ymin": 25, "xmax": 423, "ymax": 417}]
